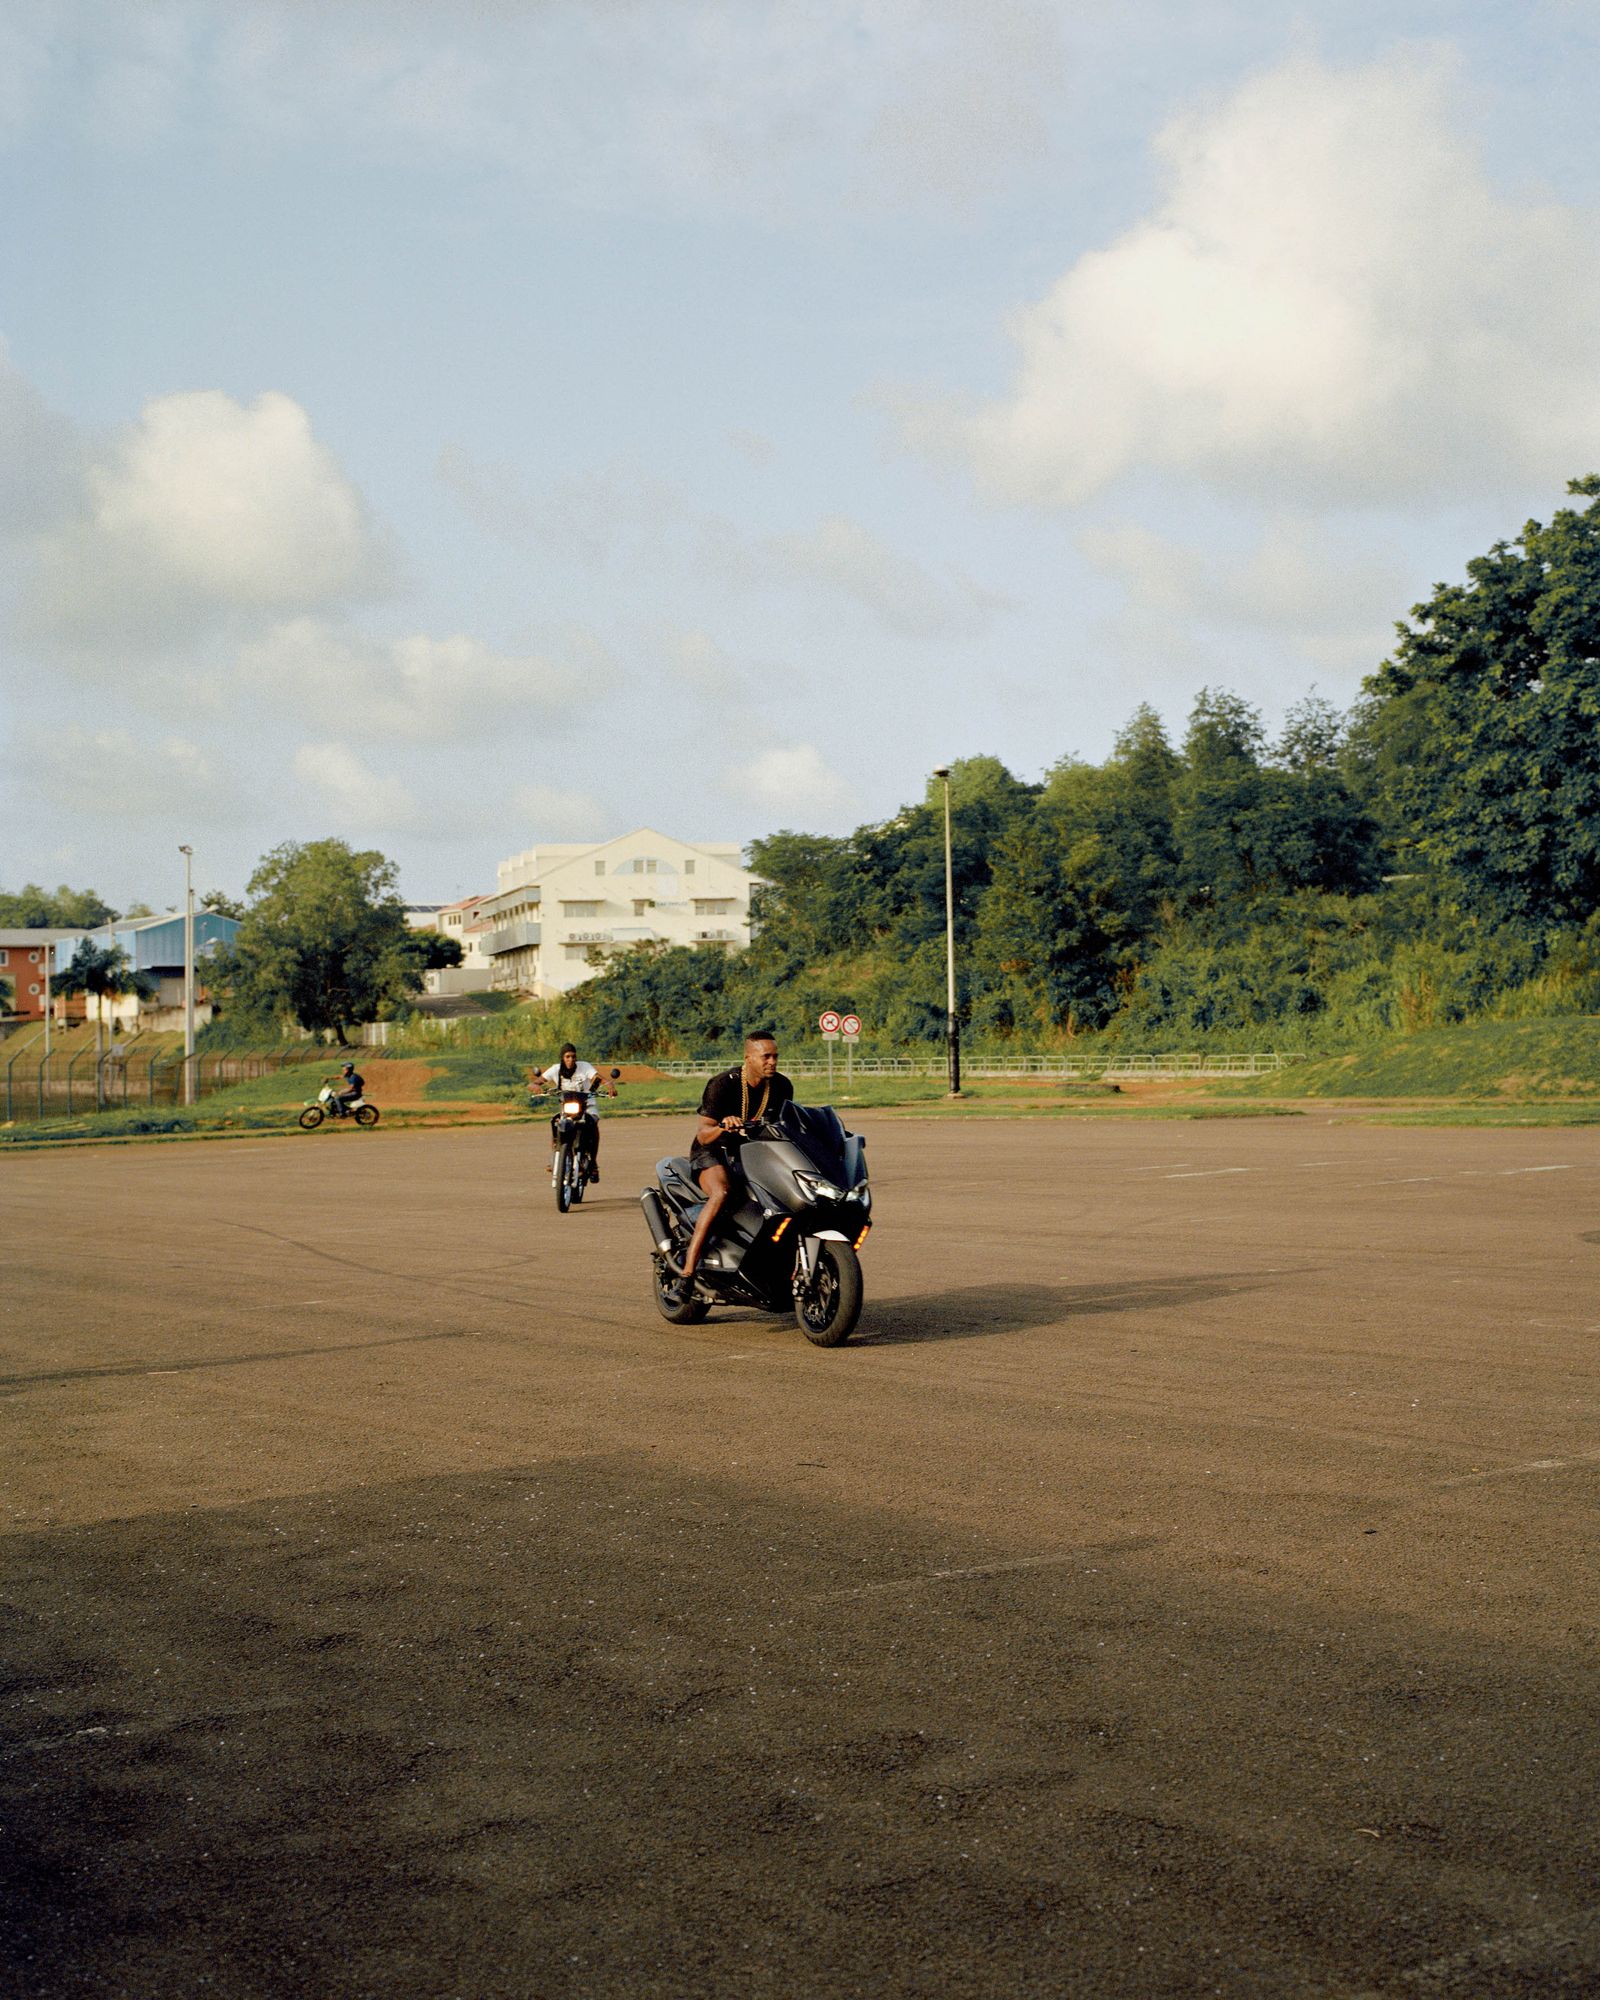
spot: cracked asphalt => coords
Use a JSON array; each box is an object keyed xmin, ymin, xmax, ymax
[{"xmin": 3, "ymin": 1114, "xmax": 1599, "ymax": 1997}]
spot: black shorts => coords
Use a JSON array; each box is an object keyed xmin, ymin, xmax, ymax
[{"xmin": 690, "ymin": 1140, "xmax": 743, "ymax": 1185}]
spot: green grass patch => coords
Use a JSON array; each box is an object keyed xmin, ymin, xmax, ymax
[{"xmin": 1215, "ymin": 1016, "xmax": 1600, "ymax": 1100}]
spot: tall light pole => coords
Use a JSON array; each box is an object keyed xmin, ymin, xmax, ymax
[
  {"xmin": 179, "ymin": 845, "xmax": 195, "ymax": 1106},
  {"xmin": 932, "ymin": 766, "xmax": 960, "ymax": 1096}
]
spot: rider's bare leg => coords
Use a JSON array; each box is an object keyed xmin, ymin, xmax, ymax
[{"xmin": 673, "ymin": 1161, "xmax": 730, "ymax": 1279}]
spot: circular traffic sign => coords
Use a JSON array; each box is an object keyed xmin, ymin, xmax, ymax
[
  {"xmin": 840, "ymin": 1014, "xmax": 862, "ymax": 1037},
  {"xmin": 819, "ymin": 1010, "xmax": 841, "ymax": 1034}
]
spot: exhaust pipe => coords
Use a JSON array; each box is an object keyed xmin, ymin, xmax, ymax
[{"xmin": 639, "ymin": 1187, "xmax": 673, "ymax": 1255}]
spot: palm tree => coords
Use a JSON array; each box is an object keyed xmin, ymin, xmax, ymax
[{"xmin": 50, "ymin": 940, "xmax": 159, "ymax": 1108}]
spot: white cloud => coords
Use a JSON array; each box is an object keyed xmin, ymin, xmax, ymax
[
  {"xmin": 0, "ymin": 340, "xmax": 81, "ymax": 539},
  {"xmin": 7, "ymin": 1, "xmax": 1063, "ymax": 219},
  {"xmin": 236, "ymin": 617, "xmax": 606, "ymax": 740},
  {"xmin": 739, "ymin": 515, "xmax": 1004, "ymax": 640},
  {"xmin": 728, "ymin": 742, "xmax": 854, "ymax": 817},
  {"xmin": 1078, "ymin": 514, "xmax": 1409, "ymax": 668},
  {"xmin": 292, "ymin": 742, "xmax": 420, "ymax": 832},
  {"xmin": 25, "ymin": 389, "xmax": 388, "ymax": 649},
  {"xmin": 902, "ymin": 49, "xmax": 1600, "ymax": 506},
  {"xmin": 437, "ymin": 452, "xmax": 1004, "ymax": 641},
  {"xmin": 509, "ymin": 782, "xmax": 608, "ymax": 843},
  {"xmin": 664, "ymin": 629, "xmax": 748, "ymax": 701},
  {"xmin": 16, "ymin": 725, "xmax": 246, "ymax": 824}
]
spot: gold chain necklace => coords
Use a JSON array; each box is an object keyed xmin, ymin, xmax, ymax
[{"xmin": 740, "ymin": 1072, "xmax": 770, "ymax": 1124}]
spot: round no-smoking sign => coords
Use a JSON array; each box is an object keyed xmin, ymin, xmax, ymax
[
  {"xmin": 818, "ymin": 1010, "xmax": 841, "ymax": 1035},
  {"xmin": 840, "ymin": 1014, "xmax": 862, "ymax": 1038}
]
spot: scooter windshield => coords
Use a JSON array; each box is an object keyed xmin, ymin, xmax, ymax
[{"xmin": 763, "ymin": 1101, "xmax": 851, "ymax": 1185}]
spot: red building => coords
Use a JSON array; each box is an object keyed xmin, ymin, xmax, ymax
[{"xmin": 0, "ymin": 930, "xmax": 75, "ymax": 1021}]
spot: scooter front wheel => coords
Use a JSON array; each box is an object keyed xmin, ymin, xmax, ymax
[{"xmin": 795, "ymin": 1241, "xmax": 863, "ymax": 1347}]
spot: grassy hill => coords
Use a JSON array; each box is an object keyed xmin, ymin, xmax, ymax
[{"xmin": 1224, "ymin": 1016, "xmax": 1600, "ymax": 1100}]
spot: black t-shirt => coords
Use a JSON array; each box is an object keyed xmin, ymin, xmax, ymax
[
  {"xmin": 695, "ymin": 1066, "xmax": 794, "ymax": 1151},
  {"xmin": 342, "ymin": 1071, "xmax": 364, "ymax": 1094}
]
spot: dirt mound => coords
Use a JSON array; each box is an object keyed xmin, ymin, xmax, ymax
[{"xmin": 357, "ymin": 1059, "xmax": 443, "ymax": 1106}]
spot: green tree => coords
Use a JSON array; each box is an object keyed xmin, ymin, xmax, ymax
[
  {"xmin": 213, "ymin": 840, "xmax": 423, "ymax": 1044},
  {"xmin": 0, "ymin": 883, "xmax": 117, "ymax": 928},
  {"xmin": 410, "ymin": 929, "xmax": 465, "ymax": 972},
  {"xmin": 201, "ymin": 889, "xmax": 246, "ymax": 921},
  {"xmin": 1361, "ymin": 474, "xmax": 1600, "ymax": 928}
]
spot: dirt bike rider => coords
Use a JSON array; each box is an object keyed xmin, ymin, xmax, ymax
[
  {"xmin": 533, "ymin": 1044, "xmax": 615, "ymax": 1181},
  {"xmin": 331, "ymin": 1061, "xmax": 364, "ymax": 1116}
]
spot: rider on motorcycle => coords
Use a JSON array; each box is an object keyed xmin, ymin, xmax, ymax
[
  {"xmin": 332, "ymin": 1062, "xmax": 364, "ymax": 1115},
  {"xmin": 666, "ymin": 1029, "xmax": 792, "ymax": 1281},
  {"xmin": 534, "ymin": 1044, "xmax": 616, "ymax": 1180}
]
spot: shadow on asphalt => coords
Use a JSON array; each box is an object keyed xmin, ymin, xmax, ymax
[
  {"xmin": 854, "ymin": 1271, "xmax": 1296, "ymax": 1346},
  {"xmin": 4, "ymin": 1456, "xmax": 1595, "ymax": 2000}
]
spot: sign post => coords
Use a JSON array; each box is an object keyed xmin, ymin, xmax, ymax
[
  {"xmin": 840, "ymin": 1013, "xmax": 861, "ymax": 1087},
  {"xmin": 818, "ymin": 1010, "xmax": 841, "ymax": 1090}
]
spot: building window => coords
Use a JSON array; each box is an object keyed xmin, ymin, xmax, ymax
[
  {"xmin": 684, "ymin": 860, "xmax": 695, "ymax": 875},
  {"xmin": 694, "ymin": 899, "xmax": 734, "ymax": 916},
  {"xmin": 595, "ymin": 860, "xmax": 605, "ymax": 875},
  {"xmin": 633, "ymin": 899, "xmax": 655, "ymax": 916},
  {"xmin": 0, "ymin": 950, "xmax": 7, "ymax": 965},
  {"xmin": 30, "ymin": 982, "xmax": 41, "ymax": 996},
  {"xmin": 561, "ymin": 901, "xmax": 601, "ymax": 917}
]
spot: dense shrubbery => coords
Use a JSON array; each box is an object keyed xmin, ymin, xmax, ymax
[{"xmin": 571, "ymin": 481, "xmax": 1600, "ymax": 1058}]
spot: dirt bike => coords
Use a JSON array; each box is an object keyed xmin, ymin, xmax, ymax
[
  {"xmin": 298, "ymin": 1083, "xmax": 379, "ymax": 1130},
  {"xmin": 540, "ymin": 1068, "xmax": 621, "ymax": 1213}
]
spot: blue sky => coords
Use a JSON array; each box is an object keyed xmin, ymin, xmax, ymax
[{"xmin": 3, "ymin": 0, "xmax": 1599, "ymax": 908}]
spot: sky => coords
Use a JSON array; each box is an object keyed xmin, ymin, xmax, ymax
[{"xmin": 2, "ymin": 0, "xmax": 1599, "ymax": 909}]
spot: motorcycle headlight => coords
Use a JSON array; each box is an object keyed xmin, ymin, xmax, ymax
[
  {"xmin": 795, "ymin": 1170, "xmax": 845, "ymax": 1204},
  {"xmin": 562, "ymin": 1098, "xmax": 584, "ymax": 1117}
]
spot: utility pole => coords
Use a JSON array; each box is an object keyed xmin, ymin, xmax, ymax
[
  {"xmin": 179, "ymin": 845, "xmax": 195, "ymax": 1106},
  {"xmin": 932, "ymin": 766, "xmax": 960, "ymax": 1096}
]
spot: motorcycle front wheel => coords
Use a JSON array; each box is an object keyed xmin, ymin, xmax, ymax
[
  {"xmin": 355, "ymin": 1104, "xmax": 379, "ymax": 1127},
  {"xmin": 652, "ymin": 1256, "xmax": 709, "ymax": 1325},
  {"xmin": 298, "ymin": 1106, "xmax": 324, "ymax": 1130},
  {"xmin": 555, "ymin": 1141, "xmax": 575, "ymax": 1212},
  {"xmin": 795, "ymin": 1241, "xmax": 863, "ymax": 1347}
]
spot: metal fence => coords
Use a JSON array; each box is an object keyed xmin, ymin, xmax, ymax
[
  {"xmin": 0, "ymin": 1033, "xmax": 325, "ymax": 1124},
  {"xmin": 650, "ymin": 1051, "xmax": 1305, "ymax": 1081}
]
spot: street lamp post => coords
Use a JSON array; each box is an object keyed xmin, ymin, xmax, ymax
[
  {"xmin": 179, "ymin": 845, "xmax": 195, "ymax": 1106},
  {"xmin": 932, "ymin": 766, "xmax": 960, "ymax": 1096}
]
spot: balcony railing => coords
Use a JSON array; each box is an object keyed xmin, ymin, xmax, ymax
[{"xmin": 481, "ymin": 920, "xmax": 541, "ymax": 955}]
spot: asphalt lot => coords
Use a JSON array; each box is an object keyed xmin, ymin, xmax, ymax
[{"xmin": 4, "ymin": 1113, "xmax": 1599, "ymax": 1998}]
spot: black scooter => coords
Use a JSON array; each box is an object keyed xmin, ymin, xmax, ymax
[{"xmin": 639, "ymin": 1102, "xmax": 871, "ymax": 1345}]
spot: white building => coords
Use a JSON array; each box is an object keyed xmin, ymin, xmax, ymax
[
  {"xmin": 480, "ymin": 830, "xmax": 758, "ymax": 997},
  {"xmin": 403, "ymin": 896, "xmax": 496, "ymax": 997}
]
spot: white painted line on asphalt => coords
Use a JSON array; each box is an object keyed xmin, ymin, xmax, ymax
[
  {"xmin": 1122, "ymin": 1164, "xmax": 1192, "ymax": 1173},
  {"xmin": 1293, "ymin": 1160, "xmax": 1341, "ymax": 1169},
  {"xmin": 1163, "ymin": 1167, "xmax": 1253, "ymax": 1180},
  {"xmin": 1499, "ymin": 1165, "xmax": 1572, "ymax": 1175},
  {"xmin": 815, "ymin": 1536, "xmax": 1161, "ymax": 1600},
  {"xmin": 1375, "ymin": 1176, "xmax": 1440, "ymax": 1184},
  {"xmin": 1436, "ymin": 1445, "xmax": 1600, "ymax": 1487}
]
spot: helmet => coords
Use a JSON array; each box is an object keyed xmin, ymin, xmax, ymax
[{"xmin": 341, "ymin": 1062, "xmax": 354, "ymax": 1074}]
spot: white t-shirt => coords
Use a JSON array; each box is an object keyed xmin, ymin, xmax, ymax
[{"xmin": 541, "ymin": 1059, "xmax": 603, "ymax": 1114}]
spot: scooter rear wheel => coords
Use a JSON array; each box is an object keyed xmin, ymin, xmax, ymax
[{"xmin": 653, "ymin": 1257, "xmax": 709, "ymax": 1324}]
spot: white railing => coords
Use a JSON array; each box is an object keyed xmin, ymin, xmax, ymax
[{"xmin": 649, "ymin": 1051, "xmax": 1304, "ymax": 1080}]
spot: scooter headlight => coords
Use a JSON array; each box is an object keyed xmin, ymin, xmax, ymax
[
  {"xmin": 846, "ymin": 1184, "xmax": 871, "ymax": 1210},
  {"xmin": 794, "ymin": 1170, "xmax": 846, "ymax": 1204}
]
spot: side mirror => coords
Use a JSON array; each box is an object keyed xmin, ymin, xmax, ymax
[{"xmin": 610, "ymin": 1067, "xmax": 621, "ymax": 1078}]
